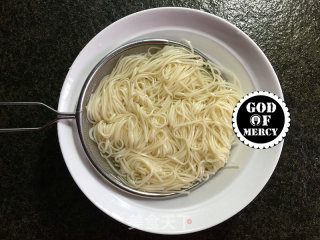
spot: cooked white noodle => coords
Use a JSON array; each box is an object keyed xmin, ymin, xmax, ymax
[{"xmin": 87, "ymin": 45, "xmax": 242, "ymax": 192}]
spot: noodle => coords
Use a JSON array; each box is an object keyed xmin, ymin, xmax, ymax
[{"xmin": 86, "ymin": 45, "xmax": 242, "ymax": 192}]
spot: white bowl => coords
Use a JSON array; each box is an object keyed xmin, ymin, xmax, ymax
[{"xmin": 57, "ymin": 7, "xmax": 283, "ymax": 234}]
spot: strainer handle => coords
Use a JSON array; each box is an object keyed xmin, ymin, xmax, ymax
[{"xmin": 0, "ymin": 102, "xmax": 75, "ymax": 132}]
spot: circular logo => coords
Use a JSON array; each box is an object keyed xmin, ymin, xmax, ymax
[{"xmin": 232, "ymin": 91, "xmax": 290, "ymax": 149}]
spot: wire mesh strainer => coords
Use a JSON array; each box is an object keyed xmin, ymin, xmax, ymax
[{"xmin": 0, "ymin": 39, "xmax": 213, "ymax": 199}]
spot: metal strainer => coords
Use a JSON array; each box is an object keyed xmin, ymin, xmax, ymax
[{"xmin": 0, "ymin": 39, "xmax": 212, "ymax": 199}]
